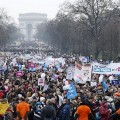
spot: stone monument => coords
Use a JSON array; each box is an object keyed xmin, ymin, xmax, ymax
[{"xmin": 19, "ymin": 13, "xmax": 47, "ymax": 41}]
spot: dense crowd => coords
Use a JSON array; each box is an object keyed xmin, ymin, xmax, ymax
[{"xmin": 0, "ymin": 48, "xmax": 120, "ymax": 120}]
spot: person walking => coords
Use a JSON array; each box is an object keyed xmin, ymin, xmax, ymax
[
  {"xmin": 57, "ymin": 98, "xmax": 70, "ymax": 120},
  {"xmin": 41, "ymin": 99, "xmax": 56, "ymax": 120},
  {"xmin": 74, "ymin": 99, "xmax": 96, "ymax": 120},
  {"xmin": 16, "ymin": 97, "xmax": 30, "ymax": 120}
]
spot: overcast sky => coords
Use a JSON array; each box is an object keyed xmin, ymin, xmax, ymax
[{"xmin": 0, "ymin": 0, "xmax": 74, "ymax": 23}]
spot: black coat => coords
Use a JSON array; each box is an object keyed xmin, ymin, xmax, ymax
[{"xmin": 41, "ymin": 105, "xmax": 56, "ymax": 120}]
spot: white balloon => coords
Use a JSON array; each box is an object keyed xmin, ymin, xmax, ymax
[
  {"xmin": 41, "ymin": 73, "xmax": 45, "ymax": 78},
  {"xmin": 63, "ymin": 85, "xmax": 70, "ymax": 90},
  {"xmin": 99, "ymin": 75, "xmax": 104, "ymax": 83},
  {"xmin": 109, "ymin": 76, "xmax": 113, "ymax": 81}
]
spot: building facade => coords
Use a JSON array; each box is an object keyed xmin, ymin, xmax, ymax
[{"xmin": 19, "ymin": 13, "xmax": 47, "ymax": 41}]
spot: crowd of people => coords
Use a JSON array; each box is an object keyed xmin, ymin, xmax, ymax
[{"xmin": 0, "ymin": 45, "xmax": 120, "ymax": 120}]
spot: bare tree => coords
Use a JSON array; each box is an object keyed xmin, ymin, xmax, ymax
[{"xmin": 63, "ymin": 0, "xmax": 120, "ymax": 58}]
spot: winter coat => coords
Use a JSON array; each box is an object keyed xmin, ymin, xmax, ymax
[
  {"xmin": 99, "ymin": 102, "xmax": 110, "ymax": 120},
  {"xmin": 58, "ymin": 103, "xmax": 70, "ymax": 120},
  {"xmin": 41, "ymin": 105, "xmax": 56, "ymax": 120}
]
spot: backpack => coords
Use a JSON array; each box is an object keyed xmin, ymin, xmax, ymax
[{"xmin": 34, "ymin": 102, "xmax": 44, "ymax": 118}]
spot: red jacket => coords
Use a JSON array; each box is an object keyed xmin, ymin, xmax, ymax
[
  {"xmin": 0, "ymin": 91, "xmax": 4, "ymax": 99},
  {"xmin": 99, "ymin": 102, "xmax": 110, "ymax": 120}
]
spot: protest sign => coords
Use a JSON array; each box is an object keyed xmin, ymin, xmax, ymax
[
  {"xmin": 67, "ymin": 83, "xmax": 77, "ymax": 99},
  {"xmin": 92, "ymin": 63, "xmax": 120, "ymax": 74},
  {"xmin": 91, "ymin": 81, "xmax": 97, "ymax": 86},
  {"xmin": 74, "ymin": 62, "xmax": 91, "ymax": 83},
  {"xmin": 66, "ymin": 70, "xmax": 73, "ymax": 80},
  {"xmin": 97, "ymin": 88, "xmax": 104, "ymax": 96},
  {"xmin": 38, "ymin": 78, "xmax": 45, "ymax": 86},
  {"xmin": 66, "ymin": 66, "xmax": 74, "ymax": 80},
  {"xmin": 79, "ymin": 56, "xmax": 89, "ymax": 63},
  {"xmin": 28, "ymin": 63, "xmax": 36, "ymax": 68},
  {"xmin": 16, "ymin": 71, "xmax": 23, "ymax": 77},
  {"xmin": 43, "ymin": 85, "xmax": 48, "ymax": 91},
  {"xmin": 111, "ymin": 80, "xmax": 120, "ymax": 85}
]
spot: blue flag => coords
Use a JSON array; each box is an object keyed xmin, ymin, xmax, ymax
[
  {"xmin": 102, "ymin": 80, "xmax": 108, "ymax": 92},
  {"xmin": 18, "ymin": 64, "xmax": 22, "ymax": 71},
  {"xmin": 67, "ymin": 83, "xmax": 77, "ymax": 99},
  {"xmin": 52, "ymin": 74, "xmax": 55, "ymax": 80},
  {"xmin": 44, "ymin": 63, "xmax": 47, "ymax": 68}
]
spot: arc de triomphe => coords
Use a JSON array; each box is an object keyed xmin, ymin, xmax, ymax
[{"xmin": 19, "ymin": 13, "xmax": 47, "ymax": 41}]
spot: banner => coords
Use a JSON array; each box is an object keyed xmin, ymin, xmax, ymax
[
  {"xmin": 43, "ymin": 85, "xmax": 48, "ymax": 91},
  {"xmin": 79, "ymin": 56, "xmax": 89, "ymax": 63},
  {"xmin": 38, "ymin": 78, "xmax": 45, "ymax": 86},
  {"xmin": 28, "ymin": 63, "xmax": 36, "ymax": 68},
  {"xmin": 66, "ymin": 67, "xmax": 74, "ymax": 80},
  {"xmin": 111, "ymin": 80, "xmax": 120, "ymax": 85},
  {"xmin": 67, "ymin": 83, "xmax": 77, "ymax": 99},
  {"xmin": 91, "ymin": 81, "xmax": 97, "ymax": 86},
  {"xmin": 97, "ymin": 88, "xmax": 104, "ymax": 96},
  {"xmin": 16, "ymin": 71, "xmax": 23, "ymax": 77},
  {"xmin": 74, "ymin": 62, "xmax": 91, "ymax": 83},
  {"xmin": 92, "ymin": 63, "xmax": 120, "ymax": 74}
]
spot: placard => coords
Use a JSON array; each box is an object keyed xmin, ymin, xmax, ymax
[
  {"xmin": 16, "ymin": 71, "xmax": 23, "ymax": 77},
  {"xmin": 111, "ymin": 80, "xmax": 120, "ymax": 85},
  {"xmin": 97, "ymin": 88, "xmax": 104, "ymax": 96},
  {"xmin": 38, "ymin": 78, "xmax": 45, "ymax": 86}
]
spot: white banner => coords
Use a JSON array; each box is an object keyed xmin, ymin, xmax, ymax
[
  {"xmin": 74, "ymin": 62, "xmax": 91, "ymax": 83},
  {"xmin": 92, "ymin": 63, "xmax": 120, "ymax": 74},
  {"xmin": 66, "ymin": 67, "xmax": 74, "ymax": 80}
]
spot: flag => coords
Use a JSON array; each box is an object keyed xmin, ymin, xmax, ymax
[
  {"xmin": 44, "ymin": 63, "xmax": 47, "ymax": 68},
  {"xmin": 67, "ymin": 83, "xmax": 77, "ymax": 99},
  {"xmin": 52, "ymin": 74, "xmax": 55, "ymax": 80},
  {"xmin": 102, "ymin": 79, "xmax": 108, "ymax": 92},
  {"xmin": 18, "ymin": 64, "xmax": 22, "ymax": 71}
]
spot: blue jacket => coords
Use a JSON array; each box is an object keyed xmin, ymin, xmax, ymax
[{"xmin": 58, "ymin": 103, "xmax": 70, "ymax": 120}]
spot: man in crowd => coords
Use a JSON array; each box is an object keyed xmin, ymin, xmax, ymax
[
  {"xmin": 16, "ymin": 97, "xmax": 30, "ymax": 120},
  {"xmin": 74, "ymin": 99, "xmax": 96, "ymax": 120}
]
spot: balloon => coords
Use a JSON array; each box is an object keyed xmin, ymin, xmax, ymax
[
  {"xmin": 109, "ymin": 76, "xmax": 113, "ymax": 81},
  {"xmin": 63, "ymin": 85, "xmax": 70, "ymax": 90},
  {"xmin": 41, "ymin": 73, "xmax": 45, "ymax": 78},
  {"xmin": 55, "ymin": 75, "xmax": 59, "ymax": 79},
  {"xmin": 99, "ymin": 75, "xmax": 104, "ymax": 83}
]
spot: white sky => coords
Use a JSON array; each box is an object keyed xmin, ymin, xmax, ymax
[{"xmin": 0, "ymin": 0, "xmax": 74, "ymax": 23}]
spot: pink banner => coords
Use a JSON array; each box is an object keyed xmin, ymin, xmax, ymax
[
  {"xmin": 16, "ymin": 71, "xmax": 23, "ymax": 77},
  {"xmin": 28, "ymin": 63, "xmax": 38, "ymax": 68}
]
